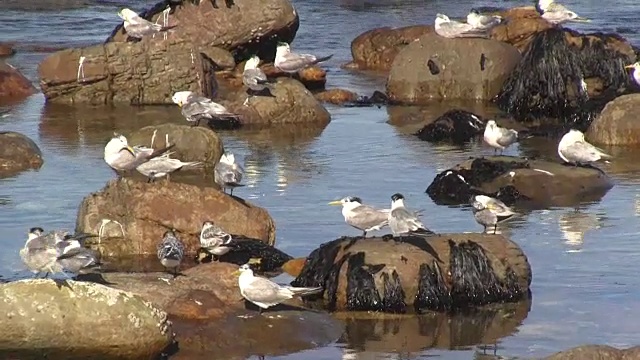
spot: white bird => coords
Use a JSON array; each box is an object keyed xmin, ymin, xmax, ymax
[
  {"xmin": 104, "ymin": 133, "xmax": 174, "ymax": 175},
  {"xmin": 199, "ymin": 221, "xmax": 233, "ymax": 258},
  {"xmin": 328, "ymin": 196, "xmax": 389, "ymax": 237},
  {"xmin": 117, "ymin": 8, "xmax": 176, "ymax": 39},
  {"xmin": 466, "ymin": 9, "xmax": 503, "ymax": 31},
  {"xmin": 434, "ymin": 13, "xmax": 489, "ymax": 39},
  {"xmin": 214, "ymin": 153, "xmax": 244, "ymax": 196},
  {"xmin": 234, "ymin": 263, "xmax": 322, "ymax": 314},
  {"xmin": 483, "ymin": 120, "xmax": 519, "ymax": 155},
  {"xmin": 624, "ymin": 62, "xmax": 640, "ymax": 86},
  {"xmin": 55, "ymin": 242, "xmax": 101, "ymax": 275},
  {"xmin": 274, "ymin": 42, "xmax": 333, "ymax": 73},
  {"xmin": 157, "ymin": 230, "xmax": 185, "ymax": 277},
  {"xmin": 171, "ymin": 91, "xmax": 239, "ymax": 127},
  {"xmin": 537, "ymin": 0, "xmax": 590, "ymax": 24},
  {"xmin": 471, "ymin": 195, "xmax": 517, "ymax": 233},
  {"xmin": 558, "ymin": 129, "xmax": 611, "ymax": 165},
  {"xmin": 388, "ymin": 193, "xmax": 434, "ymax": 237},
  {"xmin": 136, "ymin": 154, "xmax": 202, "ymax": 183},
  {"xmin": 19, "ymin": 227, "xmax": 61, "ymax": 278},
  {"xmin": 243, "ymin": 56, "xmax": 269, "ymax": 92}
]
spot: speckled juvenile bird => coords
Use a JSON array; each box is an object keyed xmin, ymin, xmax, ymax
[
  {"xmin": 470, "ymin": 195, "xmax": 517, "ymax": 233},
  {"xmin": 157, "ymin": 230, "xmax": 185, "ymax": 277}
]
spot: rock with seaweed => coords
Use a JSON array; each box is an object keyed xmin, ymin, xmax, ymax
[
  {"xmin": 414, "ymin": 109, "xmax": 485, "ymax": 144},
  {"xmin": 495, "ymin": 27, "xmax": 637, "ymax": 127},
  {"xmin": 490, "ymin": 7, "xmax": 554, "ymax": 52},
  {"xmin": 291, "ymin": 233, "xmax": 531, "ymax": 313},
  {"xmin": 196, "ymin": 236, "xmax": 293, "ymax": 272},
  {"xmin": 586, "ymin": 94, "xmax": 640, "ymax": 145},
  {"xmin": 386, "ymin": 33, "xmax": 521, "ymax": 104},
  {"xmin": 426, "ymin": 156, "xmax": 613, "ymax": 207}
]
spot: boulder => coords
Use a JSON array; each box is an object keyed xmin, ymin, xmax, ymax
[
  {"xmin": 414, "ymin": 109, "xmax": 485, "ymax": 143},
  {"xmin": 314, "ymin": 88, "xmax": 359, "ymax": 105},
  {"xmin": 490, "ymin": 7, "xmax": 554, "ymax": 52},
  {"xmin": 0, "ymin": 42, "xmax": 15, "ymax": 57},
  {"xmin": 106, "ymin": 0, "xmax": 299, "ymax": 64},
  {"xmin": 346, "ymin": 25, "xmax": 433, "ymax": 72},
  {"xmin": 545, "ymin": 345, "xmax": 640, "ymax": 360},
  {"xmin": 75, "ymin": 178, "xmax": 276, "ymax": 257},
  {"xmin": 128, "ymin": 123, "xmax": 224, "ymax": 164},
  {"xmin": 0, "ymin": 131, "xmax": 44, "ymax": 178},
  {"xmin": 496, "ymin": 28, "xmax": 636, "ymax": 124},
  {"xmin": 586, "ymin": 94, "xmax": 640, "ymax": 146},
  {"xmin": 426, "ymin": 156, "xmax": 614, "ymax": 207},
  {"xmin": 0, "ymin": 62, "xmax": 36, "ymax": 103},
  {"xmin": 387, "ymin": 33, "xmax": 521, "ymax": 104},
  {"xmin": 221, "ymin": 61, "xmax": 329, "ymax": 92},
  {"xmin": 196, "ymin": 236, "xmax": 293, "ymax": 273},
  {"xmin": 291, "ymin": 233, "xmax": 531, "ymax": 313},
  {"xmin": 0, "ymin": 279, "xmax": 172, "ymax": 359}
]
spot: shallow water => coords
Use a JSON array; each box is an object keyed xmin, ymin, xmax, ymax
[{"xmin": 2, "ymin": 0, "xmax": 640, "ymax": 358}]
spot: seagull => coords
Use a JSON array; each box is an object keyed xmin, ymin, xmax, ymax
[
  {"xmin": 214, "ymin": 152, "xmax": 244, "ymax": 196},
  {"xmin": 471, "ymin": 195, "xmax": 517, "ymax": 233},
  {"xmin": 388, "ymin": 193, "xmax": 434, "ymax": 237},
  {"xmin": 171, "ymin": 91, "xmax": 239, "ymax": 127},
  {"xmin": 536, "ymin": 0, "xmax": 590, "ymax": 24},
  {"xmin": 104, "ymin": 133, "xmax": 175, "ymax": 175},
  {"xmin": 136, "ymin": 154, "xmax": 202, "ymax": 183},
  {"xmin": 199, "ymin": 221, "xmax": 233, "ymax": 258},
  {"xmin": 466, "ymin": 9, "xmax": 503, "ymax": 31},
  {"xmin": 274, "ymin": 42, "xmax": 334, "ymax": 73},
  {"xmin": 558, "ymin": 129, "xmax": 611, "ymax": 165},
  {"xmin": 624, "ymin": 62, "xmax": 640, "ymax": 86},
  {"xmin": 328, "ymin": 196, "xmax": 389, "ymax": 237},
  {"xmin": 117, "ymin": 8, "xmax": 176, "ymax": 39},
  {"xmin": 19, "ymin": 227, "xmax": 61, "ymax": 278},
  {"xmin": 434, "ymin": 13, "xmax": 489, "ymax": 39},
  {"xmin": 234, "ymin": 263, "xmax": 322, "ymax": 314},
  {"xmin": 157, "ymin": 230, "xmax": 185, "ymax": 277},
  {"xmin": 242, "ymin": 55, "xmax": 270, "ymax": 105},
  {"xmin": 483, "ymin": 120, "xmax": 519, "ymax": 155},
  {"xmin": 55, "ymin": 242, "xmax": 101, "ymax": 275}
]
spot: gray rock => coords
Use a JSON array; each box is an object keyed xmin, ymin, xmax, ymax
[
  {"xmin": 587, "ymin": 94, "xmax": 640, "ymax": 145},
  {"xmin": 0, "ymin": 131, "xmax": 43, "ymax": 178}
]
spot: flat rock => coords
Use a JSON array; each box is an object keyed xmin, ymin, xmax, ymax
[
  {"xmin": 75, "ymin": 178, "xmax": 276, "ymax": 256},
  {"xmin": 0, "ymin": 62, "xmax": 36, "ymax": 103},
  {"xmin": 586, "ymin": 94, "xmax": 640, "ymax": 145},
  {"xmin": 426, "ymin": 156, "xmax": 614, "ymax": 207},
  {"xmin": 314, "ymin": 88, "xmax": 359, "ymax": 105},
  {"xmin": 291, "ymin": 233, "xmax": 531, "ymax": 313},
  {"xmin": 0, "ymin": 279, "xmax": 172, "ymax": 359},
  {"xmin": 0, "ymin": 131, "xmax": 44, "ymax": 178},
  {"xmin": 387, "ymin": 33, "xmax": 521, "ymax": 104}
]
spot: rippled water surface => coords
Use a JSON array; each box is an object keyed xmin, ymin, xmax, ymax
[{"xmin": 1, "ymin": 0, "xmax": 640, "ymax": 359}]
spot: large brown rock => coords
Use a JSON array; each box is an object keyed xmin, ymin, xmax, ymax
[
  {"xmin": 586, "ymin": 94, "xmax": 640, "ymax": 146},
  {"xmin": 346, "ymin": 25, "xmax": 433, "ymax": 71},
  {"xmin": 0, "ymin": 131, "xmax": 44, "ymax": 178},
  {"xmin": 0, "ymin": 279, "xmax": 172, "ymax": 359},
  {"xmin": 129, "ymin": 123, "xmax": 224, "ymax": 164},
  {"xmin": 292, "ymin": 233, "xmax": 531, "ymax": 313},
  {"xmin": 75, "ymin": 178, "xmax": 276, "ymax": 256},
  {"xmin": 545, "ymin": 345, "xmax": 640, "ymax": 360},
  {"xmin": 106, "ymin": 0, "xmax": 299, "ymax": 63},
  {"xmin": 490, "ymin": 7, "xmax": 554, "ymax": 52},
  {"xmin": 0, "ymin": 62, "xmax": 36, "ymax": 103},
  {"xmin": 386, "ymin": 33, "xmax": 521, "ymax": 104}
]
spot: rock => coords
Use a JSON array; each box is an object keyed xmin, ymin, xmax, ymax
[
  {"xmin": 0, "ymin": 42, "xmax": 15, "ymax": 57},
  {"xmin": 545, "ymin": 345, "xmax": 624, "ymax": 360},
  {"xmin": 291, "ymin": 233, "xmax": 531, "ymax": 313},
  {"xmin": 347, "ymin": 25, "xmax": 433, "ymax": 71},
  {"xmin": 75, "ymin": 178, "xmax": 276, "ymax": 257},
  {"xmin": 196, "ymin": 236, "xmax": 293, "ymax": 272},
  {"xmin": 386, "ymin": 33, "xmax": 521, "ymax": 104},
  {"xmin": 225, "ymin": 78, "xmax": 331, "ymax": 125},
  {"xmin": 414, "ymin": 109, "xmax": 485, "ymax": 143},
  {"xmin": 128, "ymin": 123, "xmax": 224, "ymax": 164},
  {"xmin": 490, "ymin": 7, "xmax": 554, "ymax": 52},
  {"xmin": 496, "ymin": 28, "xmax": 635, "ymax": 124},
  {"xmin": 426, "ymin": 156, "xmax": 614, "ymax": 207},
  {"xmin": 106, "ymin": 0, "xmax": 299, "ymax": 64},
  {"xmin": 261, "ymin": 63, "xmax": 328, "ymax": 91},
  {"xmin": 314, "ymin": 88, "xmax": 358, "ymax": 105},
  {"xmin": 0, "ymin": 279, "xmax": 172, "ymax": 359},
  {"xmin": 0, "ymin": 62, "xmax": 36, "ymax": 103},
  {"xmin": 282, "ymin": 257, "xmax": 307, "ymax": 277},
  {"xmin": 0, "ymin": 131, "xmax": 44, "ymax": 178},
  {"xmin": 586, "ymin": 94, "xmax": 640, "ymax": 145},
  {"xmin": 38, "ymin": 40, "xmax": 219, "ymax": 105},
  {"xmin": 201, "ymin": 47, "xmax": 236, "ymax": 71}
]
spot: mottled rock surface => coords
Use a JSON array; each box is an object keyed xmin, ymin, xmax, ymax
[
  {"xmin": 0, "ymin": 62, "xmax": 36, "ymax": 103},
  {"xmin": 0, "ymin": 131, "xmax": 43, "ymax": 178},
  {"xmin": 314, "ymin": 88, "xmax": 359, "ymax": 105},
  {"xmin": 490, "ymin": 7, "xmax": 554, "ymax": 52},
  {"xmin": 586, "ymin": 94, "xmax": 640, "ymax": 146},
  {"xmin": 545, "ymin": 344, "xmax": 640, "ymax": 360}
]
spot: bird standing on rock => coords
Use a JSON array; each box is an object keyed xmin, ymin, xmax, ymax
[
  {"xmin": 466, "ymin": 9, "xmax": 503, "ymax": 31},
  {"xmin": 470, "ymin": 195, "xmax": 517, "ymax": 233},
  {"xmin": 536, "ymin": 0, "xmax": 591, "ymax": 25},
  {"xmin": 557, "ymin": 129, "xmax": 611, "ymax": 165},
  {"xmin": 242, "ymin": 55, "xmax": 271, "ymax": 105},
  {"xmin": 157, "ymin": 230, "xmax": 185, "ymax": 278},
  {"xmin": 214, "ymin": 153, "xmax": 245, "ymax": 196},
  {"xmin": 483, "ymin": 120, "xmax": 519, "ymax": 155},
  {"xmin": 388, "ymin": 193, "xmax": 434, "ymax": 237},
  {"xmin": 171, "ymin": 91, "xmax": 239, "ymax": 128},
  {"xmin": 328, "ymin": 196, "xmax": 389, "ymax": 237},
  {"xmin": 434, "ymin": 13, "xmax": 488, "ymax": 39},
  {"xmin": 117, "ymin": 8, "xmax": 177, "ymax": 40},
  {"xmin": 274, "ymin": 42, "xmax": 333, "ymax": 73},
  {"xmin": 199, "ymin": 221, "xmax": 233, "ymax": 259},
  {"xmin": 104, "ymin": 133, "xmax": 175, "ymax": 177}
]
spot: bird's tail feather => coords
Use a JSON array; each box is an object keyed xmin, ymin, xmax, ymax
[
  {"xmin": 411, "ymin": 228, "xmax": 436, "ymax": 235},
  {"xmin": 160, "ymin": 25, "xmax": 178, "ymax": 32},
  {"xmin": 313, "ymin": 54, "xmax": 334, "ymax": 65},
  {"xmin": 288, "ymin": 286, "xmax": 323, "ymax": 296}
]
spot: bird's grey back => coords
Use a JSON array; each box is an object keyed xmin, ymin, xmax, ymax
[
  {"xmin": 497, "ymin": 128, "xmax": 518, "ymax": 146},
  {"xmin": 242, "ymin": 277, "xmax": 289, "ymax": 303},
  {"xmin": 389, "ymin": 207, "xmax": 426, "ymax": 234},
  {"xmin": 474, "ymin": 209, "xmax": 498, "ymax": 227},
  {"xmin": 562, "ymin": 141, "xmax": 602, "ymax": 162},
  {"xmin": 347, "ymin": 205, "xmax": 389, "ymax": 230},
  {"xmin": 243, "ymin": 68, "xmax": 268, "ymax": 91},
  {"xmin": 215, "ymin": 161, "xmax": 243, "ymax": 185}
]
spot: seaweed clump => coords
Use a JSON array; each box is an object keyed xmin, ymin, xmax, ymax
[{"xmin": 414, "ymin": 110, "xmax": 485, "ymax": 144}]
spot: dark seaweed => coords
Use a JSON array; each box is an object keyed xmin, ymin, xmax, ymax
[
  {"xmin": 325, "ymin": 253, "xmax": 350, "ymax": 311},
  {"xmin": 344, "ymin": 90, "xmax": 390, "ymax": 108},
  {"xmin": 346, "ymin": 252, "xmax": 383, "ymax": 311},
  {"xmin": 195, "ymin": 236, "xmax": 292, "ymax": 272},
  {"xmin": 414, "ymin": 261, "xmax": 451, "ymax": 313},
  {"xmin": 414, "ymin": 110, "xmax": 485, "ymax": 144},
  {"xmin": 381, "ymin": 271, "xmax": 407, "ymax": 313},
  {"xmin": 290, "ymin": 237, "xmax": 345, "ymax": 288}
]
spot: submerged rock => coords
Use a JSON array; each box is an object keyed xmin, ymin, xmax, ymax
[
  {"xmin": 414, "ymin": 109, "xmax": 485, "ymax": 144},
  {"xmin": 0, "ymin": 62, "xmax": 36, "ymax": 103},
  {"xmin": 0, "ymin": 279, "xmax": 172, "ymax": 359},
  {"xmin": 426, "ymin": 156, "xmax": 614, "ymax": 207},
  {"xmin": 0, "ymin": 131, "xmax": 43, "ymax": 178},
  {"xmin": 291, "ymin": 234, "xmax": 531, "ymax": 313},
  {"xmin": 387, "ymin": 33, "xmax": 521, "ymax": 104},
  {"xmin": 75, "ymin": 178, "xmax": 276, "ymax": 256},
  {"xmin": 586, "ymin": 94, "xmax": 640, "ymax": 145},
  {"xmin": 314, "ymin": 88, "xmax": 359, "ymax": 105}
]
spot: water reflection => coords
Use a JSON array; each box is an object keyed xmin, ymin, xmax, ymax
[{"xmin": 558, "ymin": 209, "xmax": 604, "ymax": 251}]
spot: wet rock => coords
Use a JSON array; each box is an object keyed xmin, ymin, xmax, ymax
[
  {"xmin": 282, "ymin": 257, "xmax": 307, "ymax": 277},
  {"xmin": 106, "ymin": 0, "xmax": 299, "ymax": 64},
  {"xmin": 201, "ymin": 47, "xmax": 236, "ymax": 71},
  {"xmin": 346, "ymin": 25, "xmax": 433, "ymax": 72},
  {"xmin": 75, "ymin": 178, "xmax": 276, "ymax": 256},
  {"xmin": 291, "ymin": 233, "xmax": 531, "ymax": 313},
  {"xmin": 196, "ymin": 236, "xmax": 293, "ymax": 272},
  {"xmin": 343, "ymin": 90, "xmax": 390, "ymax": 108},
  {"xmin": 226, "ymin": 78, "xmax": 331, "ymax": 125},
  {"xmin": 490, "ymin": 7, "xmax": 554, "ymax": 52},
  {"xmin": 387, "ymin": 33, "xmax": 521, "ymax": 104},
  {"xmin": 0, "ymin": 42, "xmax": 15, "ymax": 57},
  {"xmin": 315, "ymin": 88, "xmax": 358, "ymax": 105},
  {"xmin": 0, "ymin": 279, "xmax": 172, "ymax": 359},
  {"xmin": 261, "ymin": 63, "xmax": 328, "ymax": 91},
  {"xmin": 495, "ymin": 28, "xmax": 635, "ymax": 125},
  {"xmin": 586, "ymin": 94, "xmax": 640, "ymax": 145},
  {"xmin": 545, "ymin": 345, "xmax": 627, "ymax": 360},
  {"xmin": 426, "ymin": 156, "xmax": 614, "ymax": 207},
  {"xmin": 0, "ymin": 131, "xmax": 44, "ymax": 178},
  {"xmin": 129, "ymin": 123, "xmax": 224, "ymax": 164},
  {"xmin": 414, "ymin": 109, "xmax": 485, "ymax": 143},
  {"xmin": 0, "ymin": 62, "xmax": 37, "ymax": 103}
]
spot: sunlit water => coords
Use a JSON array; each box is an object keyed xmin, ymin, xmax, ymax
[{"xmin": 1, "ymin": 0, "xmax": 640, "ymax": 358}]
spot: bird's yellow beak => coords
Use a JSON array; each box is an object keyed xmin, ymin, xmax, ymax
[
  {"xmin": 328, "ymin": 200, "xmax": 342, "ymax": 206},
  {"xmin": 124, "ymin": 146, "xmax": 135, "ymax": 156},
  {"xmin": 176, "ymin": 100, "xmax": 182, "ymax": 107}
]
